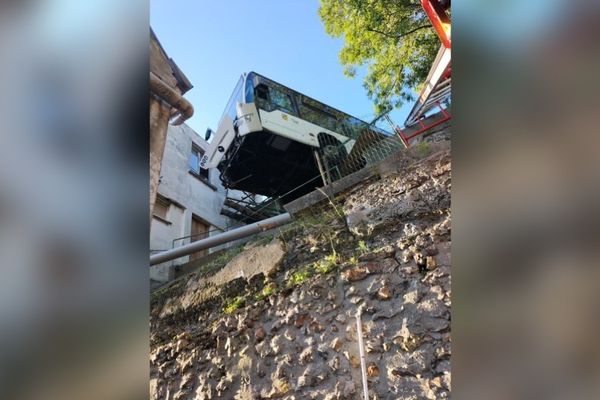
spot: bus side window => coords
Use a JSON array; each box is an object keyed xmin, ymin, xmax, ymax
[
  {"xmin": 341, "ymin": 123, "xmax": 352, "ymax": 137},
  {"xmin": 254, "ymin": 84, "xmax": 271, "ymax": 112},
  {"xmin": 268, "ymin": 87, "xmax": 295, "ymax": 115},
  {"xmin": 299, "ymin": 100, "xmax": 339, "ymax": 133},
  {"xmin": 256, "ymin": 85, "xmax": 269, "ymax": 101}
]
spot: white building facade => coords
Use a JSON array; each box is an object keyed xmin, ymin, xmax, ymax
[{"xmin": 150, "ymin": 123, "xmax": 239, "ymax": 283}]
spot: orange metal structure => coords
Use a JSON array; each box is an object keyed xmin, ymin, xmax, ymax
[
  {"xmin": 396, "ymin": 0, "xmax": 451, "ymax": 141},
  {"xmin": 421, "ymin": 0, "xmax": 451, "ymax": 49}
]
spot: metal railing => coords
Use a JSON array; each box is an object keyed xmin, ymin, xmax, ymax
[
  {"xmin": 172, "ymin": 230, "xmax": 216, "ymax": 249},
  {"xmin": 150, "ymin": 213, "xmax": 293, "ymax": 266}
]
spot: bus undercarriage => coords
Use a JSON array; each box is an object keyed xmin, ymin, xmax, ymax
[
  {"xmin": 217, "ymin": 126, "xmax": 398, "ymax": 205},
  {"xmin": 218, "ymin": 130, "xmax": 324, "ymax": 204}
]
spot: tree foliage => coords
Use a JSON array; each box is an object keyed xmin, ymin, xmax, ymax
[{"xmin": 319, "ymin": 0, "xmax": 439, "ymax": 115}]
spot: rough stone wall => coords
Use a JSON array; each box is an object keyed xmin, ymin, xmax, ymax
[{"xmin": 150, "ymin": 148, "xmax": 451, "ymax": 399}]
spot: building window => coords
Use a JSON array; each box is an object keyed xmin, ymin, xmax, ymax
[
  {"xmin": 189, "ymin": 145, "xmax": 210, "ymax": 181},
  {"xmin": 153, "ymin": 195, "xmax": 170, "ymax": 222}
]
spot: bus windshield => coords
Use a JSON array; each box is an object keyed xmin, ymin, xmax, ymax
[{"xmin": 219, "ymin": 75, "xmax": 244, "ymax": 126}]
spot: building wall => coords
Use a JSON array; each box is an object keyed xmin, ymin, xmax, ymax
[
  {"xmin": 149, "ymin": 96, "xmax": 172, "ymax": 223},
  {"xmin": 149, "ymin": 29, "xmax": 192, "ymax": 223},
  {"xmin": 150, "ymin": 123, "xmax": 239, "ymax": 282}
]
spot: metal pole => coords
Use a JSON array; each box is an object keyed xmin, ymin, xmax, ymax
[
  {"xmin": 356, "ymin": 312, "xmax": 369, "ymax": 400},
  {"xmin": 150, "ymin": 213, "xmax": 292, "ymax": 266}
]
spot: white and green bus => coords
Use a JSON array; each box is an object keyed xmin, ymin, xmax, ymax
[{"xmin": 201, "ymin": 72, "xmax": 392, "ymax": 201}]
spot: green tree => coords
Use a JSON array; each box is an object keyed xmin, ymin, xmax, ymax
[{"xmin": 319, "ymin": 0, "xmax": 439, "ymax": 115}]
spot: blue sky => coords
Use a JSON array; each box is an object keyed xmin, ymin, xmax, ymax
[{"xmin": 150, "ymin": 0, "xmax": 413, "ymax": 135}]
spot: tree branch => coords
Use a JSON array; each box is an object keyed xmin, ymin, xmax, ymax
[
  {"xmin": 367, "ymin": 24, "xmax": 432, "ymax": 40},
  {"xmin": 396, "ymin": 24, "xmax": 432, "ymax": 39},
  {"xmin": 366, "ymin": 27, "xmax": 400, "ymax": 39}
]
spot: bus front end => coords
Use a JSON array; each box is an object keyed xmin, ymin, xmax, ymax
[{"xmin": 199, "ymin": 101, "xmax": 262, "ymax": 170}]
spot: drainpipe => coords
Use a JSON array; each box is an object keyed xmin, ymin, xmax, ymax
[
  {"xmin": 150, "ymin": 213, "xmax": 293, "ymax": 266},
  {"xmin": 149, "ymin": 71, "xmax": 194, "ymax": 125}
]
